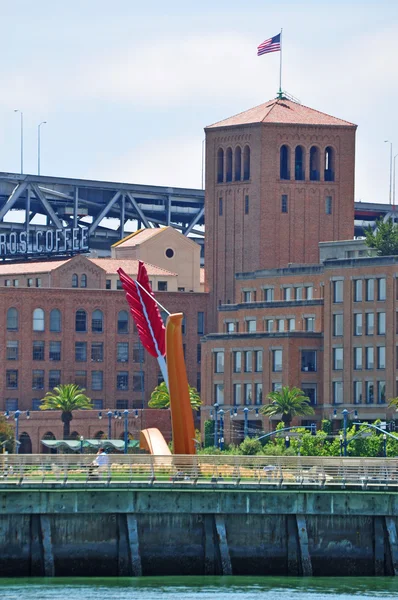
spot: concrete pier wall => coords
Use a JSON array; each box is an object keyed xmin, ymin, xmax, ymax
[{"xmin": 1, "ymin": 487, "xmax": 398, "ymax": 577}]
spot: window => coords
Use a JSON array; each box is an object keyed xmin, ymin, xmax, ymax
[
  {"xmin": 288, "ymin": 318, "xmax": 295, "ymax": 331},
  {"xmin": 219, "ymin": 197, "xmax": 223, "ymax": 216},
  {"xmin": 49, "ymin": 370, "xmax": 61, "ymax": 389},
  {"xmin": 377, "ymin": 312, "xmax": 386, "ymax": 335},
  {"xmin": 377, "ymin": 278, "xmax": 386, "ymax": 301},
  {"xmin": 272, "ymin": 349, "xmax": 283, "ymax": 372},
  {"xmin": 272, "ymin": 382, "xmax": 282, "ymax": 392},
  {"xmin": 353, "ymin": 381, "xmax": 362, "ymax": 405},
  {"xmin": 6, "ymin": 341, "xmax": 18, "ymax": 360},
  {"xmin": 197, "ymin": 344, "xmax": 201, "ymax": 364},
  {"xmin": 255, "ymin": 350, "xmax": 263, "ymax": 372},
  {"xmin": 116, "ymin": 400, "xmax": 128, "ymax": 410},
  {"xmin": 266, "ymin": 319, "xmax": 274, "ymax": 332},
  {"xmin": 33, "ymin": 308, "xmax": 45, "ymax": 331},
  {"xmin": 93, "ymin": 399, "xmax": 103, "ymax": 410},
  {"xmin": 6, "ymin": 370, "xmax": 18, "ymax": 389},
  {"xmin": 214, "ymin": 351, "xmax": 224, "ymax": 373},
  {"xmin": 5, "ymin": 398, "xmax": 18, "ymax": 411},
  {"xmin": 377, "ymin": 346, "xmax": 386, "ymax": 369},
  {"xmin": 157, "ymin": 281, "xmax": 167, "ymax": 291},
  {"xmin": 333, "ymin": 348, "xmax": 344, "ymax": 370},
  {"xmin": 217, "ymin": 148, "xmax": 224, "ymax": 183},
  {"xmin": 305, "ymin": 317, "xmax": 315, "ymax": 332},
  {"xmin": 49, "ymin": 341, "xmax": 61, "ymax": 361},
  {"xmin": 309, "ymin": 146, "xmax": 320, "ymax": 181},
  {"xmin": 117, "ymin": 371, "xmax": 129, "ymax": 390},
  {"xmin": 80, "ymin": 274, "xmax": 87, "ymax": 288},
  {"xmin": 264, "ymin": 288, "xmax": 274, "ymax": 302},
  {"xmin": 333, "ymin": 280, "xmax": 343, "ymax": 303},
  {"xmin": 75, "ymin": 310, "xmax": 87, "ymax": 332},
  {"xmin": 255, "ymin": 383, "xmax": 263, "ymax": 405},
  {"xmin": 117, "ymin": 342, "xmax": 129, "ymax": 363},
  {"xmin": 354, "ymin": 280, "xmax": 362, "ymax": 302},
  {"xmin": 106, "ymin": 279, "xmax": 111, "ymax": 290},
  {"xmin": 354, "ymin": 313, "xmax": 363, "ymax": 336},
  {"xmin": 377, "ymin": 381, "xmax": 386, "ymax": 404},
  {"xmin": 366, "ymin": 381, "xmax": 374, "ymax": 404},
  {"xmin": 7, "ymin": 308, "xmax": 18, "ymax": 331},
  {"xmin": 366, "ymin": 312, "xmax": 374, "ymax": 335},
  {"xmin": 246, "ymin": 319, "xmax": 256, "ymax": 332},
  {"xmin": 302, "ymin": 350, "xmax": 317, "ymax": 372},
  {"xmin": 181, "ymin": 316, "xmax": 186, "ymax": 335},
  {"xmin": 131, "ymin": 343, "xmax": 144, "ymax": 363},
  {"xmin": 324, "ymin": 146, "xmax": 334, "ymax": 181},
  {"xmin": 295, "ymin": 146, "xmax": 305, "ymax": 180},
  {"xmin": 226, "ymin": 147, "xmax": 233, "ymax": 182},
  {"xmin": 243, "ymin": 290, "xmax": 253, "ymax": 302},
  {"xmin": 5, "ymin": 279, "xmax": 11, "ymax": 287},
  {"xmin": 32, "ymin": 398, "xmax": 42, "ymax": 411},
  {"xmin": 277, "ymin": 319, "xmax": 285, "ymax": 332},
  {"xmin": 281, "ymin": 194, "xmax": 288, "ymax": 213},
  {"xmin": 133, "ymin": 374, "xmax": 144, "ymax": 392},
  {"xmin": 75, "ymin": 342, "xmax": 87, "ymax": 362},
  {"xmin": 354, "ymin": 347, "xmax": 362, "ymax": 370},
  {"xmin": 235, "ymin": 147, "xmax": 242, "ymax": 181},
  {"xmin": 196, "ymin": 373, "xmax": 201, "ymax": 393},
  {"xmin": 91, "ymin": 342, "xmax": 103, "ymax": 362},
  {"xmin": 117, "ymin": 280, "xmax": 123, "ymax": 290},
  {"xmin": 75, "ymin": 371, "xmax": 87, "ymax": 388},
  {"xmin": 13, "ymin": 279, "xmax": 18, "ymax": 287},
  {"xmin": 333, "ymin": 314, "xmax": 343, "ymax": 336},
  {"xmin": 244, "ymin": 383, "xmax": 253, "ymax": 406},
  {"xmin": 92, "ymin": 310, "xmax": 103, "ymax": 333},
  {"xmin": 366, "ymin": 347, "xmax": 374, "ymax": 370},
  {"xmin": 243, "ymin": 145, "xmax": 250, "ymax": 180},
  {"xmin": 244, "ymin": 351, "xmax": 252, "ymax": 373},
  {"xmin": 366, "ymin": 279, "xmax": 375, "ymax": 301},
  {"xmin": 332, "ymin": 381, "xmax": 343, "ymax": 405},
  {"xmin": 33, "ymin": 341, "xmax": 45, "ymax": 361},
  {"xmin": 233, "ymin": 384, "xmax": 242, "ymax": 406},
  {"xmin": 295, "ymin": 287, "xmax": 303, "ymax": 300},
  {"xmin": 325, "ymin": 196, "xmax": 332, "ymax": 215},
  {"xmin": 32, "ymin": 370, "xmax": 44, "ymax": 390},
  {"xmin": 72, "ymin": 274, "xmax": 78, "ymax": 288},
  {"xmin": 280, "ymin": 145, "xmax": 290, "ymax": 180},
  {"xmin": 197, "ymin": 312, "xmax": 204, "ymax": 335},
  {"xmin": 50, "ymin": 309, "xmax": 61, "ymax": 332},
  {"xmin": 27, "ymin": 278, "xmax": 33, "ymax": 287},
  {"xmin": 36, "ymin": 278, "xmax": 42, "ymax": 288},
  {"xmin": 117, "ymin": 310, "xmax": 129, "ymax": 334},
  {"xmin": 226, "ymin": 322, "xmax": 236, "ymax": 333},
  {"xmin": 214, "ymin": 383, "xmax": 224, "ymax": 405},
  {"xmin": 306, "ymin": 286, "xmax": 314, "ymax": 300},
  {"xmin": 233, "ymin": 351, "xmax": 242, "ymax": 373},
  {"xmin": 245, "ymin": 195, "xmax": 249, "ymax": 215},
  {"xmin": 92, "ymin": 371, "xmax": 103, "ymax": 391}
]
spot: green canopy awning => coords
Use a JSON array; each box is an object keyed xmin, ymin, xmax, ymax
[{"xmin": 41, "ymin": 439, "xmax": 140, "ymax": 452}]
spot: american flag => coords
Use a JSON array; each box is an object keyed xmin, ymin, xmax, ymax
[{"xmin": 257, "ymin": 33, "xmax": 281, "ymax": 57}]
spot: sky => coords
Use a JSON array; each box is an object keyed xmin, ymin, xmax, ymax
[{"xmin": 0, "ymin": 0, "xmax": 397, "ymax": 204}]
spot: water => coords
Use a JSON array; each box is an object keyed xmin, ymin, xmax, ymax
[{"xmin": 0, "ymin": 577, "xmax": 398, "ymax": 600}]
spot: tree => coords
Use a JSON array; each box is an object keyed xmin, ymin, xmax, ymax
[
  {"xmin": 148, "ymin": 381, "xmax": 202, "ymax": 411},
  {"xmin": 388, "ymin": 396, "xmax": 398, "ymax": 410},
  {"xmin": 0, "ymin": 415, "xmax": 15, "ymax": 453},
  {"xmin": 364, "ymin": 217, "xmax": 398, "ymax": 256},
  {"xmin": 260, "ymin": 385, "xmax": 315, "ymax": 428},
  {"xmin": 40, "ymin": 384, "xmax": 93, "ymax": 439}
]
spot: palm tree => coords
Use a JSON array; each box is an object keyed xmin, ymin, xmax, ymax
[
  {"xmin": 40, "ymin": 384, "xmax": 93, "ymax": 439},
  {"xmin": 260, "ymin": 385, "xmax": 314, "ymax": 428},
  {"xmin": 148, "ymin": 381, "xmax": 202, "ymax": 411}
]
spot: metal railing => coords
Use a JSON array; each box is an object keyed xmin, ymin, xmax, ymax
[{"xmin": 1, "ymin": 454, "xmax": 398, "ymax": 489}]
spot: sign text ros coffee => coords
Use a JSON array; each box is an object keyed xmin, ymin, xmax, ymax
[{"xmin": 0, "ymin": 227, "xmax": 89, "ymax": 258}]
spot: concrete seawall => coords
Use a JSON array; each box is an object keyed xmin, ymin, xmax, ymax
[{"xmin": 1, "ymin": 486, "xmax": 398, "ymax": 577}]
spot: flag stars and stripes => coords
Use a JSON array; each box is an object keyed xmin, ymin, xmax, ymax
[{"xmin": 257, "ymin": 33, "xmax": 281, "ymax": 56}]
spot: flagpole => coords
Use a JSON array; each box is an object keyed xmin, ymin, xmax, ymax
[{"xmin": 279, "ymin": 28, "xmax": 283, "ymax": 97}]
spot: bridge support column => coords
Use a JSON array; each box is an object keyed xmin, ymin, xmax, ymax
[
  {"xmin": 215, "ymin": 515, "xmax": 232, "ymax": 575},
  {"xmin": 296, "ymin": 514, "xmax": 312, "ymax": 576},
  {"xmin": 40, "ymin": 515, "xmax": 55, "ymax": 577},
  {"xmin": 386, "ymin": 517, "xmax": 398, "ymax": 576},
  {"xmin": 126, "ymin": 514, "xmax": 142, "ymax": 577}
]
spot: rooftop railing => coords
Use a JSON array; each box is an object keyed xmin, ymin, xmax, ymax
[{"xmin": 0, "ymin": 454, "xmax": 398, "ymax": 490}]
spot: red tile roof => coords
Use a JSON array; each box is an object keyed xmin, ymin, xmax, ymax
[
  {"xmin": 112, "ymin": 227, "xmax": 165, "ymax": 248},
  {"xmin": 206, "ymin": 98, "xmax": 356, "ymax": 129},
  {"xmin": 0, "ymin": 259, "xmax": 70, "ymax": 275}
]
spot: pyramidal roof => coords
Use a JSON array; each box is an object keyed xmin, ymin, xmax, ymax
[{"xmin": 206, "ymin": 97, "xmax": 356, "ymax": 129}]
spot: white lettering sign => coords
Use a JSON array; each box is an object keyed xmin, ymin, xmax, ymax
[{"xmin": 0, "ymin": 227, "xmax": 90, "ymax": 258}]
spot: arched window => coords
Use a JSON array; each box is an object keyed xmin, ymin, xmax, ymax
[
  {"xmin": 80, "ymin": 274, "xmax": 87, "ymax": 288},
  {"xmin": 75, "ymin": 309, "xmax": 87, "ymax": 332},
  {"xmin": 310, "ymin": 147, "xmax": 320, "ymax": 181},
  {"xmin": 19, "ymin": 432, "xmax": 32, "ymax": 454},
  {"xmin": 92, "ymin": 309, "xmax": 104, "ymax": 333},
  {"xmin": 72, "ymin": 274, "xmax": 78, "ymax": 288},
  {"xmin": 295, "ymin": 146, "xmax": 305, "ymax": 180},
  {"xmin": 50, "ymin": 309, "xmax": 61, "ymax": 332},
  {"xmin": 7, "ymin": 307, "xmax": 18, "ymax": 331},
  {"xmin": 94, "ymin": 430, "xmax": 106, "ymax": 440},
  {"xmin": 117, "ymin": 310, "xmax": 129, "ymax": 334},
  {"xmin": 42, "ymin": 431, "xmax": 56, "ymax": 454},
  {"xmin": 33, "ymin": 308, "xmax": 45, "ymax": 331},
  {"xmin": 280, "ymin": 145, "xmax": 290, "ymax": 180},
  {"xmin": 243, "ymin": 146, "xmax": 250, "ymax": 180},
  {"xmin": 234, "ymin": 147, "xmax": 242, "ymax": 181},
  {"xmin": 226, "ymin": 147, "xmax": 233, "ymax": 182},
  {"xmin": 217, "ymin": 148, "xmax": 224, "ymax": 183},
  {"xmin": 69, "ymin": 431, "xmax": 80, "ymax": 440},
  {"xmin": 324, "ymin": 146, "xmax": 335, "ymax": 181}
]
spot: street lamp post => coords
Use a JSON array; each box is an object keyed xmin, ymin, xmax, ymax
[
  {"xmin": 14, "ymin": 410, "xmax": 20, "ymax": 454},
  {"xmin": 14, "ymin": 110, "xmax": 24, "ymax": 174},
  {"xmin": 385, "ymin": 140, "xmax": 393, "ymax": 204},
  {"xmin": 123, "ymin": 410, "xmax": 129, "ymax": 454},
  {"xmin": 38, "ymin": 121, "xmax": 47, "ymax": 176},
  {"xmin": 213, "ymin": 403, "xmax": 219, "ymax": 448},
  {"xmin": 285, "ymin": 435, "xmax": 290, "ymax": 449},
  {"xmin": 383, "ymin": 433, "xmax": 387, "ymax": 458},
  {"xmin": 98, "ymin": 410, "xmax": 114, "ymax": 439},
  {"xmin": 231, "ymin": 406, "xmax": 259, "ymax": 442},
  {"xmin": 218, "ymin": 409, "xmax": 224, "ymax": 450},
  {"xmin": 80, "ymin": 435, "xmax": 84, "ymax": 454},
  {"xmin": 393, "ymin": 153, "xmax": 398, "ymax": 206},
  {"xmin": 333, "ymin": 408, "xmax": 358, "ymax": 456}
]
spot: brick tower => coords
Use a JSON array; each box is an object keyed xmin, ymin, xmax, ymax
[{"xmin": 204, "ymin": 96, "xmax": 357, "ymax": 329}]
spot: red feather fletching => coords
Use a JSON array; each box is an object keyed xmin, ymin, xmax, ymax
[{"xmin": 117, "ymin": 263, "xmax": 166, "ymax": 358}]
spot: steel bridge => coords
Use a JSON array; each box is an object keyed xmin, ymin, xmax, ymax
[{"xmin": 0, "ymin": 172, "xmax": 394, "ymax": 258}]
